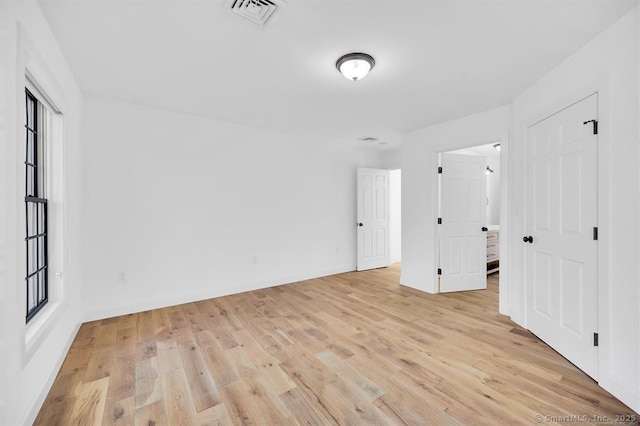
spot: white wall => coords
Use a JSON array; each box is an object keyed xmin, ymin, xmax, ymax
[
  {"xmin": 510, "ymin": 7, "xmax": 639, "ymax": 413},
  {"xmin": 389, "ymin": 170, "xmax": 402, "ymax": 263},
  {"xmin": 0, "ymin": 0, "xmax": 84, "ymax": 424},
  {"xmin": 81, "ymin": 96, "xmax": 379, "ymax": 320},
  {"xmin": 379, "ymin": 148, "xmax": 402, "ymax": 170},
  {"xmin": 400, "ymin": 105, "xmax": 511, "ymax": 301}
]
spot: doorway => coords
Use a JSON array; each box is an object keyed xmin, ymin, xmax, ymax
[
  {"xmin": 356, "ymin": 168, "xmax": 402, "ymax": 271},
  {"xmin": 437, "ymin": 142, "xmax": 502, "ymax": 293}
]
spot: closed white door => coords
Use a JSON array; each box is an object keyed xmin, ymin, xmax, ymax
[
  {"xmin": 439, "ymin": 153, "xmax": 487, "ymax": 292},
  {"xmin": 357, "ymin": 168, "xmax": 390, "ymax": 271},
  {"xmin": 525, "ymin": 94, "xmax": 598, "ymax": 380}
]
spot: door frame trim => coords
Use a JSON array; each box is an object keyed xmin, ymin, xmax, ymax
[{"xmin": 434, "ymin": 135, "xmax": 509, "ymax": 315}]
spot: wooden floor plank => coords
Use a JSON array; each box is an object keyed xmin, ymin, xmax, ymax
[
  {"xmin": 197, "ymin": 403, "xmax": 234, "ymax": 426},
  {"xmin": 35, "ymin": 266, "xmax": 639, "ymax": 425},
  {"xmin": 134, "ymin": 399, "xmax": 167, "ymax": 426},
  {"xmin": 161, "ymin": 368, "xmax": 199, "ymax": 425},
  {"xmin": 101, "ymin": 354, "xmax": 135, "ymax": 424},
  {"xmin": 175, "ymin": 328, "xmax": 222, "ymax": 412},
  {"xmin": 102, "ymin": 395, "xmax": 134, "ymax": 426},
  {"xmin": 68, "ymin": 376, "xmax": 110, "ymax": 426},
  {"xmin": 134, "ymin": 357, "xmax": 163, "ymax": 409}
]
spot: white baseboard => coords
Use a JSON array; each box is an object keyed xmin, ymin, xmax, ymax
[
  {"xmin": 84, "ymin": 266, "xmax": 355, "ymax": 322},
  {"xmin": 600, "ymin": 375, "xmax": 640, "ymax": 415}
]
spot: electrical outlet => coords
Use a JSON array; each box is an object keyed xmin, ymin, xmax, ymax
[{"xmin": 117, "ymin": 272, "xmax": 126, "ymax": 283}]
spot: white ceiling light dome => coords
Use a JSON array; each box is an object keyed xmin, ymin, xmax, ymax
[{"xmin": 336, "ymin": 53, "xmax": 375, "ymax": 82}]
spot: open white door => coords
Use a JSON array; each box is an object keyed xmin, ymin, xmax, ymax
[
  {"xmin": 525, "ymin": 94, "xmax": 598, "ymax": 380},
  {"xmin": 357, "ymin": 168, "xmax": 390, "ymax": 271},
  {"xmin": 439, "ymin": 153, "xmax": 487, "ymax": 292}
]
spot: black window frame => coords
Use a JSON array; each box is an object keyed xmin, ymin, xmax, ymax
[{"xmin": 25, "ymin": 88, "xmax": 48, "ymax": 322}]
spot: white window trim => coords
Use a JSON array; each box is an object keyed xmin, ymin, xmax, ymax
[{"xmin": 21, "ymin": 63, "xmax": 67, "ymax": 366}]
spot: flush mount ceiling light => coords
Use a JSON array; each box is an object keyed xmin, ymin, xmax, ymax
[{"xmin": 336, "ymin": 53, "xmax": 375, "ymax": 82}]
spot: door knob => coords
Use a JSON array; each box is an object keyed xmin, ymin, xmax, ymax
[
  {"xmin": 482, "ymin": 227, "xmax": 488, "ymax": 232},
  {"xmin": 358, "ymin": 223, "xmax": 363, "ymax": 227},
  {"xmin": 523, "ymin": 236, "xmax": 533, "ymax": 243}
]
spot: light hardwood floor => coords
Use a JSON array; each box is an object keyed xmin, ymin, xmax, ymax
[{"xmin": 35, "ymin": 265, "xmax": 638, "ymax": 425}]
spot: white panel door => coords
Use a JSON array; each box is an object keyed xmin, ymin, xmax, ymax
[
  {"xmin": 357, "ymin": 168, "xmax": 390, "ymax": 271},
  {"xmin": 439, "ymin": 153, "xmax": 487, "ymax": 292},
  {"xmin": 526, "ymin": 94, "xmax": 598, "ymax": 380}
]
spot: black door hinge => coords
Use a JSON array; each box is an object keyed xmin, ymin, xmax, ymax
[
  {"xmin": 593, "ymin": 227, "xmax": 598, "ymax": 241},
  {"xmin": 438, "ymin": 218, "xmax": 442, "ymax": 224},
  {"xmin": 593, "ymin": 332, "xmax": 599, "ymax": 347},
  {"xmin": 437, "ymin": 268, "xmax": 442, "ymax": 275},
  {"xmin": 438, "ymin": 166, "xmax": 443, "ymax": 174},
  {"xmin": 583, "ymin": 119, "xmax": 598, "ymax": 135}
]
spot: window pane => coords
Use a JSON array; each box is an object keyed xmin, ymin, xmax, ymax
[
  {"xmin": 27, "ymin": 238, "xmax": 37, "ymax": 275},
  {"xmin": 28, "ymin": 276, "xmax": 37, "ymax": 311},
  {"xmin": 27, "ymin": 96, "xmax": 35, "ymax": 129},
  {"xmin": 33, "ymin": 203, "xmax": 39, "ymax": 236},
  {"xmin": 38, "ymin": 203, "xmax": 46, "ymax": 235},
  {"xmin": 38, "ymin": 270, "xmax": 46, "ymax": 303},
  {"xmin": 26, "ymin": 202, "xmax": 35, "ymax": 237},
  {"xmin": 38, "ymin": 237, "xmax": 46, "ymax": 269},
  {"xmin": 26, "ymin": 167, "xmax": 35, "ymax": 197},
  {"xmin": 26, "ymin": 131, "xmax": 35, "ymax": 164}
]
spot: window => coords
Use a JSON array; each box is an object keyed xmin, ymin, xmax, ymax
[{"xmin": 25, "ymin": 88, "xmax": 48, "ymax": 322}]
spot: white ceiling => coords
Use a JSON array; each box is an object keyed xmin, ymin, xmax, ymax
[
  {"xmin": 450, "ymin": 142, "xmax": 501, "ymax": 159},
  {"xmin": 38, "ymin": 0, "xmax": 637, "ymax": 149}
]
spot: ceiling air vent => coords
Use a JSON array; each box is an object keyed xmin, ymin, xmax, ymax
[
  {"xmin": 359, "ymin": 136, "xmax": 379, "ymax": 143},
  {"xmin": 231, "ymin": 0, "xmax": 278, "ymax": 25}
]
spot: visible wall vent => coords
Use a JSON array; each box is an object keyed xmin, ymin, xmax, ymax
[
  {"xmin": 359, "ymin": 136, "xmax": 379, "ymax": 143},
  {"xmin": 231, "ymin": 0, "xmax": 278, "ymax": 25}
]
